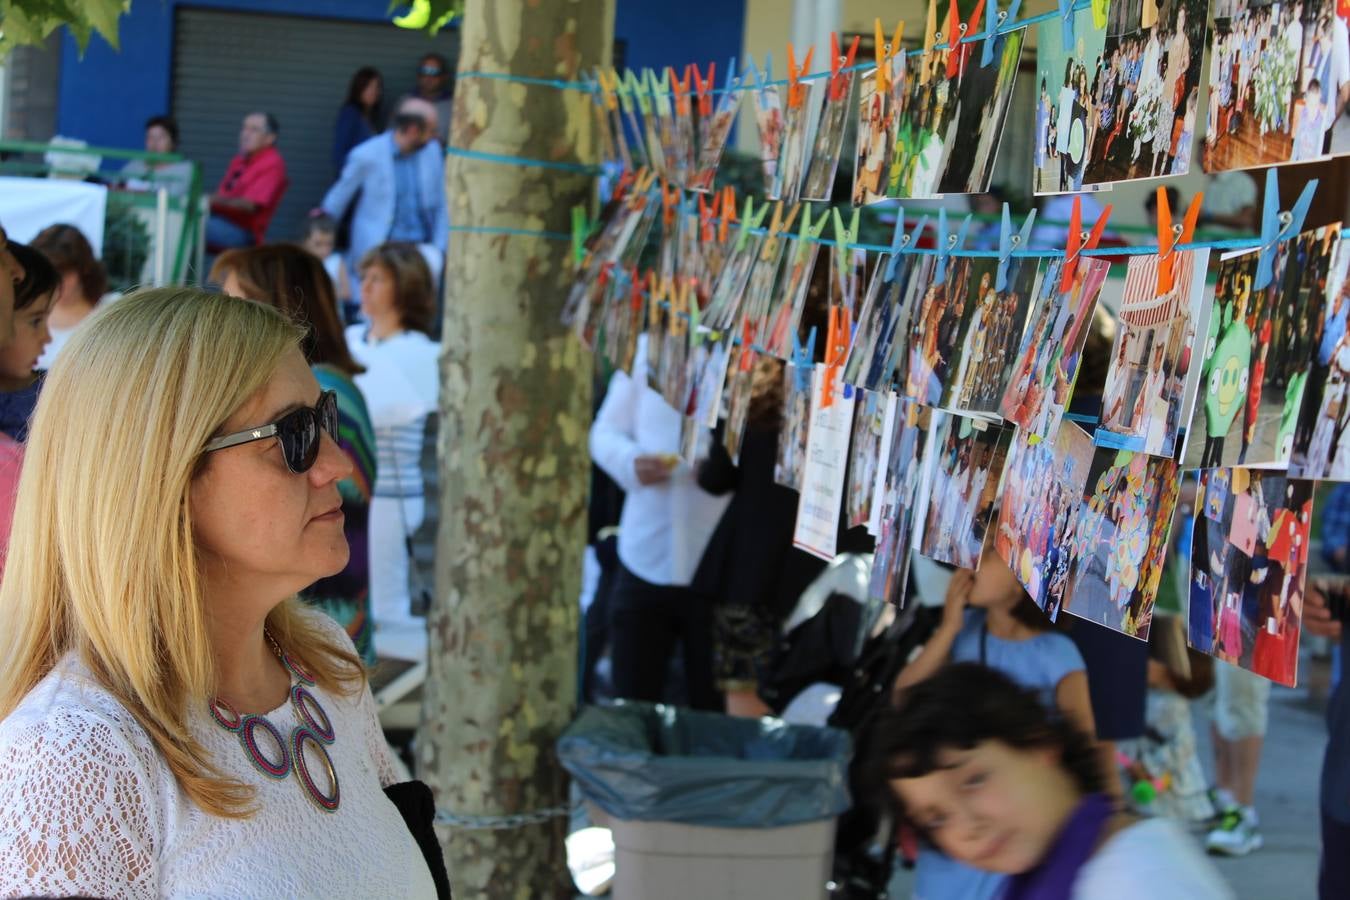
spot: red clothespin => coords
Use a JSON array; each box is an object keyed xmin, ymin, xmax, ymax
[
  {"xmin": 613, "ymin": 168, "xmax": 637, "ymax": 201},
  {"xmin": 691, "ymin": 62, "xmax": 717, "ymax": 118},
  {"xmin": 718, "ymin": 186, "xmax": 737, "ymax": 243},
  {"xmin": 698, "ymin": 191, "xmax": 719, "ymax": 243},
  {"xmin": 786, "ymin": 43, "xmax": 815, "ymax": 110},
  {"xmin": 954, "ymin": 0, "xmax": 986, "ymax": 77},
  {"xmin": 629, "ymin": 267, "xmax": 645, "ymax": 311},
  {"xmin": 1059, "ymin": 196, "xmax": 1113, "ymax": 293},
  {"xmin": 828, "ymin": 32, "xmax": 861, "ymax": 101},
  {"xmin": 943, "ymin": 0, "xmax": 961, "ymax": 77},
  {"xmin": 669, "ymin": 65, "xmax": 693, "ymax": 117},
  {"xmin": 821, "ymin": 303, "xmax": 852, "ymax": 409},
  {"xmin": 738, "ymin": 318, "xmax": 759, "ymax": 370},
  {"xmin": 874, "ymin": 19, "xmax": 906, "ymax": 95},
  {"xmin": 1155, "ymin": 187, "xmax": 1204, "ymax": 296}
]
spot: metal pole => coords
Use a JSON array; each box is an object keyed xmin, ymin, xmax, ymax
[{"xmin": 153, "ymin": 187, "xmax": 168, "ymax": 286}]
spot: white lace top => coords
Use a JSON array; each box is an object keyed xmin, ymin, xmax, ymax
[{"xmin": 0, "ymin": 623, "xmax": 437, "ymax": 899}]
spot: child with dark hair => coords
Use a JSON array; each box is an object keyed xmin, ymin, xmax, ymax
[
  {"xmin": 889, "ymin": 543, "xmax": 1097, "ymax": 899},
  {"xmin": 873, "ymin": 664, "xmax": 1231, "ymax": 899},
  {"xmin": 0, "ymin": 243, "xmax": 58, "ymax": 441}
]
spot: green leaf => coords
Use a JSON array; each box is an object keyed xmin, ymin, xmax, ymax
[
  {"xmin": 1, "ymin": 0, "xmax": 129, "ymax": 56},
  {"xmin": 389, "ymin": 0, "xmax": 461, "ymax": 35}
]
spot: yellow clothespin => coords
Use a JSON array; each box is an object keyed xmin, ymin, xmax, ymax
[{"xmin": 874, "ymin": 19, "xmax": 906, "ymax": 95}]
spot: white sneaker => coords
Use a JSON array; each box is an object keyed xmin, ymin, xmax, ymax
[{"xmin": 1205, "ymin": 807, "xmax": 1263, "ymax": 856}]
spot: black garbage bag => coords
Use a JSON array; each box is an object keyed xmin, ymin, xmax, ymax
[{"xmin": 558, "ymin": 702, "xmax": 852, "ymax": 829}]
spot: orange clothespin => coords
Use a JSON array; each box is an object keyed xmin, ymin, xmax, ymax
[
  {"xmin": 698, "ymin": 191, "xmax": 720, "ymax": 243},
  {"xmin": 874, "ymin": 19, "xmax": 906, "ymax": 95},
  {"xmin": 786, "ymin": 43, "xmax": 815, "ymax": 110},
  {"xmin": 669, "ymin": 65, "xmax": 693, "ymax": 118},
  {"xmin": 660, "ymin": 179, "xmax": 681, "ymax": 228},
  {"xmin": 629, "ymin": 267, "xmax": 645, "ymax": 312},
  {"xmin": 718, "ymin": 186, "xmax": 737, "ymax": 243},
  {"xmin": 1059, "ymin": 196, "xmax": 1114, "ymax": 294},
  {"xmin": 738, "ymin": 319, "xmax": 759, "ymax": 370},
  {"xmin": 1155, "ymin": 187, "xmax": 1204, "ymax": 295},
  {"xmin": 821, "ymin": 303, "xmax": 852, "ymax": 409},
  {"xmin": 828, "ymin": 32, "xmax": 861, "ymax": 101},
  {"xmin": 953, "ymin": 0, "xmax": 986, "ymax": 77},
  {"xmin": 691, "ymin": 62, "xmax": 717, "ymax": 118}
]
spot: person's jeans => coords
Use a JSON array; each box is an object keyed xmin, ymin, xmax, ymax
[
  {"xmin": 608, "ymin": 563, "xmax": 719, "ymax": 711},
  {"xmin": 206, "ymin": 214, "xmax": 256, "ymax": 252}
]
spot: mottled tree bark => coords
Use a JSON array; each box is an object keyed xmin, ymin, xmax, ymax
[{"xmin": 419, "ymin": 2, "xmax": 613, "ymax": 897}]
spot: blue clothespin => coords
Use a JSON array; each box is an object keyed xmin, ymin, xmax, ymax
[
  {"xmin": 1254, "ymin": 167, "xmax": 1317, "ymax": 291},
  {"xmin": 791, "ymin": 326, "xmax": 817, "ymax": 392},
  {"xmin": 723, "ymin": 55, "xmax": 738, "ymax": 94},
  {"xmin": 933, "ymin": 208, "xmax": 972, "ymax": 285},
  {"xmin": 995, "ymin": 203, "xmax": 1037, "ymax": 292},
  {"xmin": 980, "ymin": 0, "xmax": 1023, "ymax": 66},
  {"xmin": 884, "ymin": 207, "xmax": 929, "ymax": 282},
  {"xmin": 745, "ymin": 52, "xmax": 771, "ymax": 94},
  {"xmin": 1058, "ymin": 0, "xmax": 1075, "ymax": 53}
]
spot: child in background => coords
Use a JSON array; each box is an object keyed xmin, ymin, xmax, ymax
[
  {"xmin": 301, "ymin": 213, "xmax": 355, "ymax": 322},
  {"xmin": 872, "ymin": 664, "xmax": 1232, "ymax": 899},
  {"xmin": 1292, "ymin": 81, "xmax": 1331, "ymax": 161},
  {"xmin": 0, "ymin": 244, "xmax": 58, "ymax": 442}
]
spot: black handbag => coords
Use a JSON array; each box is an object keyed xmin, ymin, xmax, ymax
[{"xmin": 384, "ymin": 780, "xmax": 453, "ymax": 899}]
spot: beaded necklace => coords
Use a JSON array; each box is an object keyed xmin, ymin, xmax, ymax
[{"xmin": 209, "ymin": 631, "xmax": 341, "ymax": 812}]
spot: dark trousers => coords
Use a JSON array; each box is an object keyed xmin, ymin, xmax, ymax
[
  {"xmin": 1321, "ymin": 811, "xmax": 1350, "ymax": 900},
  {"xmin": 608, "ymin": 563, "xmax": 720, "ymax": 711}
]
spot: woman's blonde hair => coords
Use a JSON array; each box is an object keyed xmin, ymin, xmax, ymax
[{"xmin": 0, "ymin": 287, "xmax": 363, "ymax": 818}]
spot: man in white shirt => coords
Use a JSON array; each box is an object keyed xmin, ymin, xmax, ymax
[{"xmin": 589, "ymin": 334, "xmax": 730, "ymax": 709}]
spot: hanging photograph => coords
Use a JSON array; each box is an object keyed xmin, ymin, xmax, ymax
[
  {"xmin": 887, "ymin": 47, "xmax": 962, "ymax": 198},
  {"xmin": 999, "ymin": 257, "xmax": 1111, "ymax": 444},
  {"xmin": 1097, "ymin": 248, "xmax": 1213, "ymax": 456},
  {"xmin": 691, "ymin": 79, "xmax": 741, "ymax": 192},
  {"xmin": 845, "ymin": 250, "xmax": 934, "ymax": 393},
  {"xmin": 869, "ymin": 397, "xmax": 935, "ymax": 605},
  {"xmin": 853, "ymin": 71, "xmax": 898, "ymax": 206},
  {"xmin": 1061, "ymin": 450, "xmax": 1181, "ymax": 640},
  {"xmin": 938, "ymin": 27, "xmax": 1026, "ymax": 194},
  {"xmin": 802, "ymin": 67, "xmax": 858, "ymax": 200},
  {"xmin": 1188, "ymin": 468, "xmax": 1313, "ymax": 687},
  {"xmin": 940, "ymin": 256, "xmax": 1042, "ymax": 417},
  {"xmin": 995, "ymin": 422, "xmax": 1097, "ymax": 618},
  {"xmin": 764, "ymin": 235, "xmax": 824, "ymax": 358},
  {"xmin": 776, "ymin": 360, "xmax": 815, "ymax": 490},
  {"xmin": 755, "ymin": 79, "xmax": 787, "ymax": 197},
  {"xmin": 776, "ymin": 80, "xmax": 818, "ymax": 203},
  {"xmin": 846, "ymin": 389, "xmax": 887, "ymax": 528},
  {"xmin": 1078, "ymin": 0, "xmax": 1211, "ymax": 188},
  {"xmin": 1290, "ymin": 228, "xmax": 1350, "ymax": 477},
  {"xmin": 916, "ymin": 413, "xmax": 1011, "ymax": 569},
  {"xmin": 1033, "ymin": 2, "xmax": 1109, "ymax": 193}
]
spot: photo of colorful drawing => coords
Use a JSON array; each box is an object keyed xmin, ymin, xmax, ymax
[
  {"xmin": 1061, "ymin": 450, "xmax": 1181, "ymax": 640},
  {"xmin": 1203, "ymin": 1, "xmax": 1348, "ymax": 171},
  {"xmin": 1081, "ymin": 0, "xmax": 1210, "ymax": 186},
  {"xmin": 1033, "ymin": 2, "xmax": 1108, "ymax": 193},
  {"xmin": 1188, "ymin": 468, "xmax": 1312, "ymax": 687},
  {"xmin": 1097, "ymin": 249, "xmax": 1212, "ymax": 456},
  {"xmin": 1292, "ymin": 232, "xmax": 1350, "ymax": 478},
  {"xmin": 776, "ymin": 360, "xmax": 815, "ymax": 490},
  {"xmin": 846, "ymin": 389, "xmax": 886, "ymax": 527},
  {"xmin": 917, "ymin": 414, "xmax": 1010, "ymax": 569},
  {"xmin": 1182, "ymin": 227, "xmax": 1332, "ymax": 470},
  {"xmin": 869, "ymin": 397, "xmax": 934, "ymax": 606},
  {"xmin": 996, "ymin": 423, "xmax": 1096, "ymax": 618},
  {"xmin": 887, "ymin": 47, "xmax": 962, "ymax": 198},
  {"xmin": 938, "ymin": 27, "xmax": 1025, "ymax": 194},
  {"xmin": 999, "ymin": 257, "xmax": 1111, "ymax": 443}
]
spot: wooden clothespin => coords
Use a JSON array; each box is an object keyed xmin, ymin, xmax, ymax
[
  {"xmin": 996, "ymin": 203, "xmax": 1037, "ymax": 292},
  {"xmin": 950, "ymin": 0, "xmax": 985, "ymax": 78},
  {"xmin": 885, "ymin": 206, "xmax": 930, "ymax": 282},
  {"xmin": 1057, "ymin": 0, "xmax": 1076, "ymax": 53},
  {"xmin": 631, "ymin": 166, "xmax": 659, "ymax": 197},
  {"xmin": 717, "ymin": 186, "xmax": 737, "ymax": 243},
  {"xmin": 923, "ymin": 0, "xmax": 939, "ymax": 56},
  {"xmin": 786, "ymin": 43, "xmax": 815, "ymax": 110},
  {"xmin": 1254, "ymin": 167, "xmax": 1318, "ymax": 291},
  {"xmin": 762, "ymin": 201, "xmax": 803, "ymax": 260},
  {"xmin": 791, "ymin": 326, "xmax": 818, "ymax": 393},
  {"xmin": 828, "ymin": 32, "xmax": 862, "ymax": 101},
  {"xmin": 1059, "ymin": 195, "xmax": 1114, "ymax": 293},
  {"xmin": 821, "ymin": 303, "xmax": 853, "ymax": 409},
  {"xmin": 691, "ymin": 62, "xmax": 717, "ymax": 118},
  {"xmin": 933, "ymin": 207, "xmax": 973, "ymax": 285},
  {"xmin": 1154, "ymin": 187, "xmax": 1204, "ymax": 296},
  {"xmin": 980, "ymin": 0, "xmax": 1022, "ymax": 67}
]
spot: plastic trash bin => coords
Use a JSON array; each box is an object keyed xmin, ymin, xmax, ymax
[{"xmin": 558, "ymin": 702, "xmax": 852, "ymax": 900}]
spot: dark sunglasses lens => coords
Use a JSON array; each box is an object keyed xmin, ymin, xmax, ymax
[
  {"xmin": 420, "ymin": 66, "xmax": 443, "ymax": 76},
  {"xmin": 320, "ymin": 392, "xmax": 339, "ymax": 442},
  {"xmin": 277, "ymin": 408, "xmax": 320, "ymax": 473}
]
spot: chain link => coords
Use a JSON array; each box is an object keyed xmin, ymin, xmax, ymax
[{"xmin": 435, "ymin": 801, "xmax": 578, "ymax": 831}]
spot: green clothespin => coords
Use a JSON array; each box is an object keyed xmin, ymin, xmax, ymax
[
  {"xmin": 571, "ymin": 205, "xmax": 592, "ymax": 266},
  {"xmin": 794, "ymin": 204, "xmax": 832, "ymax": 262},
  {"xmin": 734, "ymin": 196, "xmax": 773, "ymax": 253},
  {"xmin": 831, "ymin": 207, "xmax": 861, "ymax": 263},
  {"xmin": 626, "ymin": 69, "xmax": 650, "ymax": 115}
]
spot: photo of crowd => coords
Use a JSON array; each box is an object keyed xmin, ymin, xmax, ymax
[
  {"xmin": 917, "ymin": 414, "xmax": 1010, "ymax": 569},
  {"xmin": 868, "ymin": 398, "xmax": 934, "ymax": 606},
  {"xmin": 1292, "ymin": 234, "xmax": 1350, "ymax": 478},
  {"xmin": 846, "ymin": 390, "xmax": 886, "ymax": 528}
]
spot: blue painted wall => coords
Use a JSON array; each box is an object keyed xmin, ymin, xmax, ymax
[{"xmin": 56, "ymin": 0, "xmax": 746, "ymax": 151}]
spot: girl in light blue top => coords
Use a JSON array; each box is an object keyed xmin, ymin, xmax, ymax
[{"xmin": 892, "ymin": 542, "xmax": 1098, "ymax": 900}]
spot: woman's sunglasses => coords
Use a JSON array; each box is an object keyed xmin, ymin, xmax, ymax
[{"xmin": 204, "ymin": 391, "xmax": 339, "ymax": 474}]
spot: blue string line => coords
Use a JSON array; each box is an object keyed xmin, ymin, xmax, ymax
[
  {"xmin": 446, "ymin": 145, "xmax": 603, "ymax": 175},
  {"xmin": 448, "ymin": 224, "xmax": 575, "ymax": 241},
  {"xmin": 456, "ymin": 0, "xmax": 1092, "ymax": 96}
]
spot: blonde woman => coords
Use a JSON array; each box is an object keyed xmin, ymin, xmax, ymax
[{"xmin": 0, "ymin": 289, "xmax": 443, "ymax": 897}]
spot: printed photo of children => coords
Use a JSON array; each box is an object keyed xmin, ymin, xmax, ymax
[
  {"xmin": 853, "ymin": 73, "xmax": 897, "ymax": 206},
  {"xmin": 1033, "ymin": 3, "xmax": 1108, "ymax": 193},
  {"xmin": 1188, "ymin": 468, "xmax": 1312, "ymax": 687},
  {"xmin": 846, "ymin": 390, "xmax": 886, "ymax": 528},
  {"xmin": 844, "ymin": 250, "xmax": 933, "ymax": 393},
  {"xmin": 917, "ymin": 414, "xmax": 1011, "ymax": 569},
  {"xmin": 1061, "ymin": 450, "xmax": 1181, "ymax": 640},
  {"xmin": 940, "ymin": 256, "xmax": 1041, "ymax": 417},
  {"xmin": 999, "ymin": 257, "xmax": 1111, "ymax": 444},
  {"xmin": 869, "ymin": 397, "xmax": 934, "ymax": 606},
  {"xmin": 1097, "ymin": 249, "xmax": 1212, "ymax": 456},
  {"xmin": 1289, "ymin": 228, "xmax": 1350, "ymax": 477},
  {"xmin": 939, "ymin": 28, "xmax": 1026, "ymax": 194}
]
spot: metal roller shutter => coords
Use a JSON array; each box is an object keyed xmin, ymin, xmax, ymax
[{"xmin": 172, "ymin": 7, "xmax": 459, "ymax": 244}]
